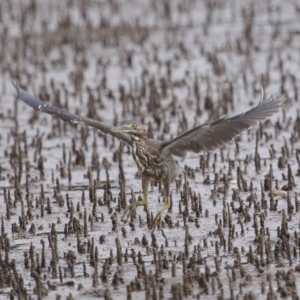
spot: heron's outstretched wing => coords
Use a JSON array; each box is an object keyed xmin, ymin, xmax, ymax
[
  {"xmin": 161, "ymin": 91, "xmax": 286, "ymax": 157},
  {"xmin": 12, "ymin": 82, "xmax": 132, "ymax": 146}
]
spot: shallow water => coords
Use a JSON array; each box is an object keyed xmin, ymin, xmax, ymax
[{"xmin": 0, "ymin": 0, "xmax": 300, "ymax": 299}]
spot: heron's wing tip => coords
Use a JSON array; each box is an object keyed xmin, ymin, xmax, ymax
[{"xmin": 11, "ymin": 80, "xmax": 20, "ymax": 92}]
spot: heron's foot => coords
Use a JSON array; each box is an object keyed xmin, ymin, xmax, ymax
[
  {"xmin": 122, "ymin": 203, "xmax": 138, "ymax": 222},
  {"xmin": 122, "ymin": 197, "xmax": 147, "ymax": 222},
  {"xmin": 150, "ymin": 197, "xmax": 170, "ymax": 232},
  {"xmin": 151, "ymin": 211, "xmax": 163, "ymax": 231}
]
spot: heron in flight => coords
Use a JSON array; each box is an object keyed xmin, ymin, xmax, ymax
[{"xmin": 12, "ymin": 82, "xmax": 286, "ymax": 230}]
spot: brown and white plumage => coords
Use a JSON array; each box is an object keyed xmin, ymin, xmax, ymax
[{"xmin": 12, "ymin": 81, "xmax": 286, "ymax": 230}]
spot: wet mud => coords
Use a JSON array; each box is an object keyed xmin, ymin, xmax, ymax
[{"xmin": 0, "ymin": 0, "xmax": 300, "ymax": 299}]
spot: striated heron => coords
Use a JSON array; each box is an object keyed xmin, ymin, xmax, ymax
[{"xmin": 12, "ymin": 82, "xmax": 286, "ymax": 230}]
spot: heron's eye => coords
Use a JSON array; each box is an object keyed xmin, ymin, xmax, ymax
[{"xmin": 131, "ymin": 124, "xmax": 137, "ymax": 129}]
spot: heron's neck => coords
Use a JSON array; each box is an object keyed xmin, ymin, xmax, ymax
[
  {"xmin": 131, "ymin": 135, "xmax": 140, "ymax": 141},
  {"xmin": 132, "ymin": 136, "xmax": 150, "ymax": 171},
  {"xmin": 132, "ymin": 135, "xmax": 149, "ymax": 149},
  {"xmin": 131, "ymin": 132, "xmax": 148, "ymax": 144}
]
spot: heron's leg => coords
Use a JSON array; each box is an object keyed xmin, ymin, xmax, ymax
[
  {"xmin": 151, "ymin": 181, "xmax": 170, "ymax": 231},
  {"xmin": 122, "ymin": 174, "xmax": 149, "ymax": 221}
]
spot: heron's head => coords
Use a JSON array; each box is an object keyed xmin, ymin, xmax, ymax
[{"xmin": 113, "ymin": 120, "xmax": 146, "ymax": 141}]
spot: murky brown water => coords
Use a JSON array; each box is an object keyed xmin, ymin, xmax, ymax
[{"xmin": 1, "ymin": 0, "xmax": 300, "ymax": 299}]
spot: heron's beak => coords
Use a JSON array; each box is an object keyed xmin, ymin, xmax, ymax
[{"xmin": 113, "ymin": 125, "xmax": 131, "ymax": 133}]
